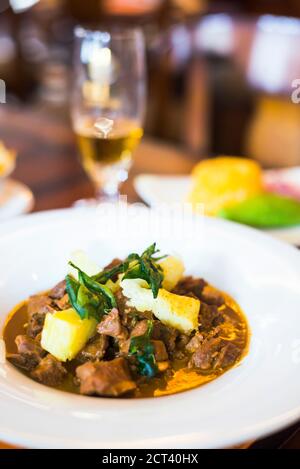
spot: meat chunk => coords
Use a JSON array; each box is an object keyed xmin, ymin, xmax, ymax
[
  {"xmin": 189, "ymin": 335, "xmax": 241, "ymax": 371},
  {"xmin": 15, "ymin": 334, "xmax": 45, "ymax": 357},
  {"xmin": 130, "ymin": 319, "xmax": 148, "ymax": 338},
  {"xmin": 53, "ymin": 293, "xmax": 70, "ymax": 311},
  {"xmin": 130, "ymin": 320, "xmax": 177, "ymax": 355},
  {"xmin": 76, "ymin": 357, "xmax": 136, "ymax": 396},
  {"xmin": 152, "ymin": 340, "xmax": 168, "ymax": 361},
  {"xmin": 7, "ymin": 353, "xmax": 37, "ymax": 371},
  {"xmin": 119, "ymin": 319, "xmax": 151, "ymax": 356},
  {"xmin": 151, "ymin": 321, "xmax": 178, "ymax": 353},
  {"xmin": 120, "ymin": 324, "xmax": 169, "ymax": 361},
  {"xmin": 189, "ymin": 337, "xmax": 225, "ymax": 370},
  {"xmin": 27, "ymin": 295, "xmax": 52, "ymax": 316},
  {"xmin": 213, "ymin": 342, "xmax": 241, "ymax": 369},
  {"xmin": 200, "ymin": 285, "xmax": 225, "ymax": 306},
  {"xmin": 222, "ymin": 306, "xmax": 244, "ymax": 328},
  {"xmin": 115, "ymin": 290, "xmax": 149, "ymax": 329},
  {"xmin": 27, "ymin": 314, "xmax": 45, "ymax": 339},
  {"xmin": 176, "ymin": 333, "xmax": 190, "ymax": 350},
  {"xmin": 104, "ymin": 258, "xmax": 123, "ymax": 270},
  {"xmin": 97, "ymin": 308, "xmax": 128, "ymax": 340},
  {"xmin": 199, "ymin": 303, "xmax": 224, "ymax": 332},
  {"xmin": 48, "ymin": 280, "xmax": 66, "ymax": 300},
  {"xmin": 77, "ymin": 334, "xmax": 108, "ymax": 362},
  {"xmin": 31, "ymin": 355, "xmax": 67, "ymax": 386},
  {"xmin": 118, "ymin": 338, "xmax": 130, "ymax": 355},
  {"xmin": 186, "ymin": 332, "xmax": 204, "ymax": 353},
  {"xmin": 173, "ymin": 276, "xmax": 207, "ymax": 299},
  {"xmin": 27, "ymin": 295, "xmax": 55, "ymax": 338},
  {"xmin": 8, "ymin": 335, "xmax": 46, "ymax": 371}
]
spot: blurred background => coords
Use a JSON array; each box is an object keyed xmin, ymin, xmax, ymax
[{"xmin": 1, "ymin": 0, "xmax": 300, "ymax": 168}]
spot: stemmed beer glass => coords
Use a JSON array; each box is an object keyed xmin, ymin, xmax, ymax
[{"xmin": 71, "ymin": 26, "xmax": 146, "ymax": 202}]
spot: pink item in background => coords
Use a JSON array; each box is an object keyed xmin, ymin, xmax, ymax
[{"xmin": 264, "ymin": 167, "xmax": 300, "ymax": 200}]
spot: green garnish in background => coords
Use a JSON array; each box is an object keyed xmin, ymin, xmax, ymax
[
  {"xmin": 218, "ymin": 193, "xmax": 300, "ymax": 228},
  {"xmin": 129, "ymin": 320, "xmax": 158, "ymax": 378}
]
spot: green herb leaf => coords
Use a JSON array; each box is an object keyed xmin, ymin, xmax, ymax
[
  {"xmin": 129, "ymin": 320, "xmax": 158, "ymax": 378},
  {"xmin": 69, "ymin": 262, "xmax": 117, "ymax": 310},
  {"xmin": 142, "ymin": 243, "xmax": 157, "ymax": 257},
  {"xmin": 123, "ymin": 243, "xmax": 165, "ymax": 298},
  {"xmin": 93, "ymin": 262, "xmax": 128, "ymax": 284},
  {"xmin": 66, "ymin": 243, "xmax": 166, "ymax": 320},
  {"xmin": 142, "ymin": 243, "xmax": 167, "ymax": 262},
  {"xmin": 140, "ymin": 257, "xmax": 163, "ymax": 298},
  {"xmin": 65, "ymin": 274, "xmax": 102, "ymax": 321}
]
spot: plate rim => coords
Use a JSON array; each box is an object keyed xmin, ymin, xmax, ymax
[{"xmin": 1, "ymin": 207, "xmax": 300, "ymax": 448}]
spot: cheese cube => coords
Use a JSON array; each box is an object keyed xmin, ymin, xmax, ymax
[
  {"xmin": 121, "ymin": 279, "xmax": 199, "ymax": 333},
  {"xmin": 154, "ymin": 289, "xmax": 199, "ymax": 333},
  {"xmin": 159, "ymin": 256, "xmax": 185, "ymax": 290},
  {"xmin": 41, "ymin": 308, "xmax": 97, "ymax": 362}
]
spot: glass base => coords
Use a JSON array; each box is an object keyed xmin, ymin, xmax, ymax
[
  {"xmin": 72, "ymin": 198, "xmax": 100, "ymax": 208},
  {"xmin": 72, "ymin": 193, "xmax": 128, "ymax": 208}
]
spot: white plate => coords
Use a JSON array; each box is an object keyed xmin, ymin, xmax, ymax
[
  {"xmin": 0, "ymin": 178, "xmax": 34, "ymax": 222},
  {"xmin": 135, "ymin": 174, "xmax": 190, "ymax": 206},
  {"xmin": 1, "ymin": 207, "xmax": 300, "ymax": 449},
  {"xmin": 134, "ymin": 172, "xmax": 300, "ymax": 245}
]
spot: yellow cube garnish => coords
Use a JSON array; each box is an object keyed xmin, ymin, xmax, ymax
[
  {"xmin": 121, "ymin": 279, "xmax": 199, "ymax": 333},
  {"xmin": 188, "ymin": 156, "xmax": 263, "ymax": 215},
  {"xmin": 41, "ymin": 308, "xmax": 97, "ymax": 362},
  {"xmin": 154, "ymin": 289, "xmax": 199, "ymax": 333},
  {"xmin": 159, "ymin": 256, "xmax": 185, "ymax": 291}
]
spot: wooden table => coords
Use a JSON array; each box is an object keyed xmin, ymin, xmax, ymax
[
  {"xmin": 0, "ymin": 105, "xmax": 299, "ymax": 449},
  {"xmin": 0, "ymin": 106, "xmax": 196, "ymax": 211}
]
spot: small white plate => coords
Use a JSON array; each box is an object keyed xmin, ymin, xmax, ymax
[
  {"xmin": 0, "ymin": 178, "xmax": 34, "ymax": 222},
  {"xmin": 1, "ymin": 207, "xmax": 300, "ymax": 448},
  {"xmin": 135, "ymin": 174, "xmax": 190, "ymax": 206},
  {"xmin": 134, "ymin": 172, "xmax": 300, "ymax": 245}
]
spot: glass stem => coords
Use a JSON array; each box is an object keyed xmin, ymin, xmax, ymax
[
  {"xmin": 94, "ymin": 180, "xmax": 120, "ymax": 203},
  {"xmin": 92, "ymin": 159, "xmax": 131, "ymax": 203}
]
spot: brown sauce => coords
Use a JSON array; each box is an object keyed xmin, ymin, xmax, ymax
[{"xmin": 3, "ymin": 286, "xmax": 249, "ymax": 398}]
